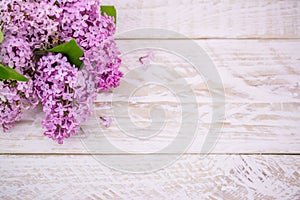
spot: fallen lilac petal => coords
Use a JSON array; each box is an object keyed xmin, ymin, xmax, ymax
[{"xmin": 99, "ymin": 116, "xmax": 112, "ymax": 128}]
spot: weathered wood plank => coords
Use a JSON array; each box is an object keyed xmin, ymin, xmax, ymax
[
  {"xmin": 101, "ymin": 0, "xmax": 300, "ymax": 39},
  {"xmin": 0, "ymin": 155, "xmax": 299, "ymax": 199},
  {"xmin": 1, "ymin": 102, "xmax": 299, "ymax": 154},
  {"xmin": 0, "ymin": 39, "xmax": 299, "ymax": 153},
  {"xmin": 115, "ymin": 39, "xmax": 300, "ymax": 103}
]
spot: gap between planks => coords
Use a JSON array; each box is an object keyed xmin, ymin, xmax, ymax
[
  {"xmin": 116, "ymin": 38, "xmax": 300, "ymax": 40},
  {"xmin": 1, "ymin": 153, "xmax": 299, "ymax": 156}
]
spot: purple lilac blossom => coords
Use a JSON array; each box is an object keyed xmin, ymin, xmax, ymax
[
  {"xmin": 0, "ymin": 0, "xmax": 61, "ymax": 50},
  {"xmin": 0, "ymin": 35, "xmax": 39, "ymax": 130},
  {"xmin": 0, "ymin": 79, "xmax": 38, "ymax": 131},
  {"xmin": 0, "ymin": 0, "xmax": 122, "ymax": 143},
  {"xmin": 58, "ymin": 0, "xmax": 123, "ymax": 91},
  {"xmin": 34, "ymin": 53, "xmax": 83, "ymax": 144}
]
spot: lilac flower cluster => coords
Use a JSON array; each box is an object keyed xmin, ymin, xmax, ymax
[
  {"xmin": 0, "ymin": 79, "xmax": 38, "ymax": 131},
  {"xmin": 34, "ymin": 53, "xmax": 80, "ymax": 144},
  {"xmin": 58, "ymin": 0, "xmax": 123, "ymax": 91},
  {"xmin": 0, "ymin": 0, "xmax": 122, "ymax": 143}
]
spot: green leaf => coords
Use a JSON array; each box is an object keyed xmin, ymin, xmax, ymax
[
  {"xmin": 0, "ymin": 29, "xmax": 3, "ymax": 44},
  {"xmin": 0, "ymin": 64, "xmax": 28, "ymax": 82},
  {"xmin": 101, "ymin": 6, "xmax": 117, "ymax": 24},
  {"xmin": 45, "ymin": 39, "xmax": 84, "ymax": 69}
]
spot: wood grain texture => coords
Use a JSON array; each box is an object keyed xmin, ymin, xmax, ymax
[
  {"xmin": 1, "ymin": 1, "xmax": 300, "ymax": 198},
  {"xmin": 0, "ymin": 39, "xmax": 299, "ymax": 154},
  {"xmin": 0, "ymin": 155, "xmax": 299, "ymax": 199},
  {"xmin": 101, "ymin": 0, "xmax": 300, "ymax": 39}
]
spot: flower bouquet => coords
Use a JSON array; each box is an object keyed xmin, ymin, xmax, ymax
[{"xmin": 0, "ymin": 0, "xmax": 123, "ymax": 144}]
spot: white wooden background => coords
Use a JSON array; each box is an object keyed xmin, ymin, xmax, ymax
[{"xmin": 1, "ymin": 0, "xmax": 300, "ymax": 199}]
